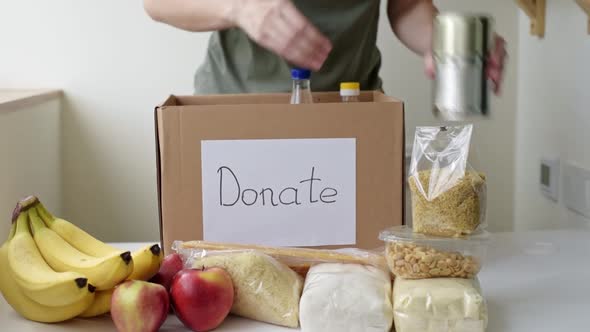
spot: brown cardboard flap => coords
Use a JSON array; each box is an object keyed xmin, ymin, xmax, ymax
[
  {"xmin": 155, "ymin": 91, "xmax": 404, "ymax": 253},
  {"xmin": 173, "ymin": 91, "xmax": 400, "ymax": 106},
  {"xmin": 159, "ymin": 95, "xmax": 178, "ymax": 107}
]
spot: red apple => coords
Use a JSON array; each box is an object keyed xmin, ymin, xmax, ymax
[
  {"xmin": 170, "ymin": 268, "xmax": 234, "ymax": 332},
  {"xmin": 111, "ymin": 280, "xmax": 169, "ymax": 332},
  {"xmin": 149, "ymin": 253, "xmax": 184, "ymax": 292}
]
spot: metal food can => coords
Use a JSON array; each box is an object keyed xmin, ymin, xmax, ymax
[{"xmin": 432, "ymin": 13, "xmax": 494, "ymax": 121}]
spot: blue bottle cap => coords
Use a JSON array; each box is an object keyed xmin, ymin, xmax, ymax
[{"xmin": 291, "ymin": 68, "xmax": 311, "ymax": 80}]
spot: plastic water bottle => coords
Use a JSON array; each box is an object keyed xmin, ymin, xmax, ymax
[
  {"xmin": 290, "ymin": 68, "xmax": 313, "ymax": 104},
  {"xmin": 340, "ymin": 82, "xmax": 360, "ymax": 102}
]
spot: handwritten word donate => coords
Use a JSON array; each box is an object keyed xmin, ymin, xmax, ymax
[{"xmin": 218, "ymin": 166, "xmax": 338, "ymax": 207}]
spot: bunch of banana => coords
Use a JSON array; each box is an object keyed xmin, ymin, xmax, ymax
[{"xmin": 0, "ymin": 196, "xmax": 164, "ymax": 323}]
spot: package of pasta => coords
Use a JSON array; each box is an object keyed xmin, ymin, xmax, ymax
[
  {"xmin": 409, "ymin": 124, "xmax": 487, "ymax": 237},
  {"xmin": 176, "ymin": 247, "xmax": 304, "ymax": 328},
  {"xmin": 174, "ymin": 240, "xmax": 388, "ymax": 278}
]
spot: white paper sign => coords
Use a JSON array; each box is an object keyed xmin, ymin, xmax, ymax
[{"xmin": 201, "ymin": 138, "xmax": 356, "ymax": 247}]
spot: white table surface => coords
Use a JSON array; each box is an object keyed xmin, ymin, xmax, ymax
[{"xmin": 1, "ymin": 229, "xmax": 589, "ymax": 332}]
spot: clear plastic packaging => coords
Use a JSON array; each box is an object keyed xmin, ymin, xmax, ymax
[
  {"xmin": 176, "ymin": 247, "xmax": 303, "ymax": 328},
  {"xmin": 299, "ymin": 263, "xmax": 393, "ymax": 332},
  {"xmin": 174, "ymin": 240, "xmax": 388, "ymax": 278},
  {"xmin": 409, "ymin": 124, "xmax": 487, "ymax": 236},
  {"xmin": 379, "ymin": 226, "xmax": 489, "ymax": 279},
  {"xmin": 393, "ymin": 277, "xmax": 488, "ymax": 332}
]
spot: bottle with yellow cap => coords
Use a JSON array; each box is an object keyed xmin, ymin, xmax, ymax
[{"xmin": 340, "ymin": 82, "xmax": 360, "ymax": 103}]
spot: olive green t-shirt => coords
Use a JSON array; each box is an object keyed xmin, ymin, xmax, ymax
[{"xmin": 194, "ymin": 0, "xmax": 382, "ymax": 94}]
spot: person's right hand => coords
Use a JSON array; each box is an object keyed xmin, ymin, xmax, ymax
[{"xmin": 231, "ymin": 0, "xmax": 332, "ymax": 71}]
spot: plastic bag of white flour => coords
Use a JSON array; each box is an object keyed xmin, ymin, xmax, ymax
[
  {"xmin": 190, "ymin": 250, "xmax": 303, "ymax": 328},
  {"xmin": 393, "ymin": 277, "xmax": 488, "ymax": 332},
  {"xmin": 299, "ymin": 263, "xmax": 393, "ymax": 332}
]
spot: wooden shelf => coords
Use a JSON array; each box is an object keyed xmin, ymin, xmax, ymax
[
  {"xmin": 576, "ymin": 0, "xmax": 590, "ymax": 34},
  {"xmin": 516, "ymin": 0, "xmax": 546, "ymax": 37},
  {"xmin": 0, "ymin": 89, "xmax": 62, "ymax": 113}
]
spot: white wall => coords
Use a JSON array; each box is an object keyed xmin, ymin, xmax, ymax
[
  {"xmin": 515, "ymin": 1, "xmax": 590, "ymax": 230},
  {"xmin": 378, "ymin": 0, "xmax": 519, "ymax": 232},
  {"xmin": 0, "ymin": 0, "xmax": 208, "ymax": 242},
  {"xmin": 0, "ymin": 0, "xmax": 518, "ymax": 242},
  {"xmin": 0, "ymin": 99, "xmax": 62, "ymax": 241}
]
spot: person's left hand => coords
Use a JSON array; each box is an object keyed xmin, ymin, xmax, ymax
[{"xmin": 423, "ymin": 33, "xmax": 507, "ymax": 95}]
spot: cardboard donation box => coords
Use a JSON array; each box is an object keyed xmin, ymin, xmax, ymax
[{"xmin": 155, "ymin": 91, "xmax": 405, "ymax": 253}]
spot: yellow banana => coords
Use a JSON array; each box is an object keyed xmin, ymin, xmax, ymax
[
  {"xmin": 1, "ymin": 244, "xmax": 96, "ymax": 322},
  {"xmin": 1, "ymin": 249, "xmax": 96, "ymax": 322},
  {"xmin": 29, "ymin": 207, "xmax": 134, "ymax": 291},
  {"xmin": 77, "ymin": 246, "xmax": 164, "ymax": 318},
  {"xmin": 78, "ymin": 288, "xmax": 114, "ymax": 318},
  {"xmin": 36, "ymin": 201, "xmax": 120, "ymax": 257},
  {"xmin": 127, "ymin": 244, "xmax": 164, "ymax": 281},
  {"xmin": 8, "ymin": 209, "xmax": 94, "ymax": 307},
  {"xmin": 36, "ymin": 199, "xmax": 163, "ymax": 282}
]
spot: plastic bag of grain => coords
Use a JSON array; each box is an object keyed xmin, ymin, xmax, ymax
[
  {"xmin": 409, "ymin": 124, "xmax": 487, "ymax": 236},
  {"xmin": 189, "ymin": 250, "xmax": 303, "ymax": 328},
  {"xmin": 299, "ymin": 263, "xmax": 393, "ymax": 332},
  {"xmin": 393, "ymin": 277, "xmax": 488, "ymax": 332}
]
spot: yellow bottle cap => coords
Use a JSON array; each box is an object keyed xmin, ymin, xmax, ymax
[{"xmin": 340, "ymin": 82, "xmax": 360, "ymax": 90}]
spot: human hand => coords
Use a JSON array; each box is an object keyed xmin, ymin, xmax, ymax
[
  {"xmin": 486, "ymin": 34, "xmax": 507, "ymax": 95},
  {"xmin": 423, "ymin": 33, "xmax": 508, "ymax": 95},
  {"xmin": 232, "ymin": 0, "xmax": 332, "ymax": 71}
]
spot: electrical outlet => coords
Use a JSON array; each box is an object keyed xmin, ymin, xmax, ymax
[
  {"xmin": 540, "ymin": 158, "xmax": 559, "ymax": 201},
  {"xmin": 563, "ymin": 162, "xmax": 590, "ymax": 219}
]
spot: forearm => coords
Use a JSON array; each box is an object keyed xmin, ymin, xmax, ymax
[
  {"xmin": 387, "ymin": 0, "xmax": 438, "ymax": 55},
  {"xmin": 143, "ymin": 0, "xmax": 239, "ymax": 32}
]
